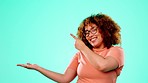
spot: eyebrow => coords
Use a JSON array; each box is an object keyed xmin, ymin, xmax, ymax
[{"xmin": 85, "ymin": 26, "xmax": 96, "ymax": 31}]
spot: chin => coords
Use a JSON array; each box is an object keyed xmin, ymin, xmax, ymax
[
  {"xmin": 90, "ymin": 43, "xmax": 98, "ymax": 47},
  {"xmin": 90, "ymin": 41, "xmax": 101, "ymax": 47}
]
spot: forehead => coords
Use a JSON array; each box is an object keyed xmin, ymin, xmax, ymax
[{"xmin": 84, "ymin": 23, "xmax": 97, "ymax": 30}]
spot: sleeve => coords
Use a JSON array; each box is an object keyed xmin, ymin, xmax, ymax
[
  {"xmin": 66, "ymin": 53, "xmax": 79, "ymax": 71},
  {"xmin": 106, "ymin": 46, "xmax": 124, "ymax": 68},
  {"xmin": 105, "ymin": 46, "xmax": 124, "ymax": 76}
]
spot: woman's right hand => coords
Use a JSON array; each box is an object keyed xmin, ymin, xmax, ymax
[{"xmin": 17, "ymin": 63, "xmax": 39, "ymax": 70}]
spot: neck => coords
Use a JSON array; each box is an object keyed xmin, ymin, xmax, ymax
[{"xmin": 93, "ymin": 43, "xmax": 105, "ymax": 50}]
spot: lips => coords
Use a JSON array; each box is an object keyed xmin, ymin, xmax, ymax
[{"xmin": 90, "ymin": 37, "xmax": 97, "ymax": 42}]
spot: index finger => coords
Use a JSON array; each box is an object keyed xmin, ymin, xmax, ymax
[{"xmin": 70, "ymin": 34, "xmax": 77, "ymax": 39}]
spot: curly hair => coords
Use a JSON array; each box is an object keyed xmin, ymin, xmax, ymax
[{"xmin": 77, "ymin": 13, "xmax": 121, "ymax": 49}]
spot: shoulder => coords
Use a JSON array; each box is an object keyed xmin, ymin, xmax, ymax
[
  {"xmin": 107, "ymin": 46, "xmax": 124, "ymax": 58},
  {"xmin": 107, "ymin": 46, "xmax": 124, "ymax": 68},
  {"xmin": 109, "ymin": 46, "xmax": 123, "ymax": 52}
]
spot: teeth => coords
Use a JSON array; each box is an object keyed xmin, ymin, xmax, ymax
[{"xmin": 91, "ymin": 38, "xmax": 96, "ymax": 42}]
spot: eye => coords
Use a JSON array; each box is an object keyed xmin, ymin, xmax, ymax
[{"xmin": 85, "ymin": 30, "xmax": 89, "ymax": 34}]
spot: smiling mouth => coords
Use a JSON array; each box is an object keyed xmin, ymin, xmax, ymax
[{"xmin": 90, "ymin": 37, "xmax": 97, "ymax": 42}]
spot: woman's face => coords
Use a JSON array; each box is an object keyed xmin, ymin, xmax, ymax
[{"xmin": 84, "ymin": 23, "xmax": 104, "ymax": 49}]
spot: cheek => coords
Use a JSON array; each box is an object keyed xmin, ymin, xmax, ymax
[
  {"xmin": 86, "ymin": 38, "xmax": 91, "ymax": 43},
  {"xmin": 85, "ymin": 37, "xmax": 89, "ymax": 41}
]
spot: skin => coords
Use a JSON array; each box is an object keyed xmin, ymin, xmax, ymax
[
  {"xmin": 17, "ymin": 24, "xmax": 119, "ymax": 82},
  {"xmin": 84, "ymin": 24, "xmax": 104, "ymax": 49}
]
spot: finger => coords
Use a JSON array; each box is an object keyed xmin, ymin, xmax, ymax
[
  {"xmin": 17, "ymin": 64, "xmax": 26, "ymax": 67},
  {"xmin": 17, "ymin": 64, "xmax": 23, "ymax": 66},
  {"xmin": 70, "ymin": 34, "xmax": 77, "ymax": 39}
]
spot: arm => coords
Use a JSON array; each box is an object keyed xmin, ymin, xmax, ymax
[
  {"xmin": 17, "ymin": 63, "xmax": 77, "ymax": 83},
  {"xmin": 80, "ymin": 45, "xmax": 118, "ymax": 72},
  {"xmin": 70, "ymin": 34, "xmax": 118, "ymax": 72}
]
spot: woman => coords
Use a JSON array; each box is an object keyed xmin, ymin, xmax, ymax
[{"xmin": 17, "ymin": 13, "xmax": 124, "ymax": 83}]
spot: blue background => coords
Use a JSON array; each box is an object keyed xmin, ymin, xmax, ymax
[{"xmin": 0, "ymin": 0, "xmax": 148, "ymax": 83}]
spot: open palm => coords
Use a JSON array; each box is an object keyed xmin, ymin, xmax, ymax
[{"xmin": 17, "ymin": 63, "xmax": 39, "ymax": 70}]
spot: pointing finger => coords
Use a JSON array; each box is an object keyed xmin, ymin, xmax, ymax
[{"xmin": 70, "ymin": 34, "xmax": 77, "ymax": 39}]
